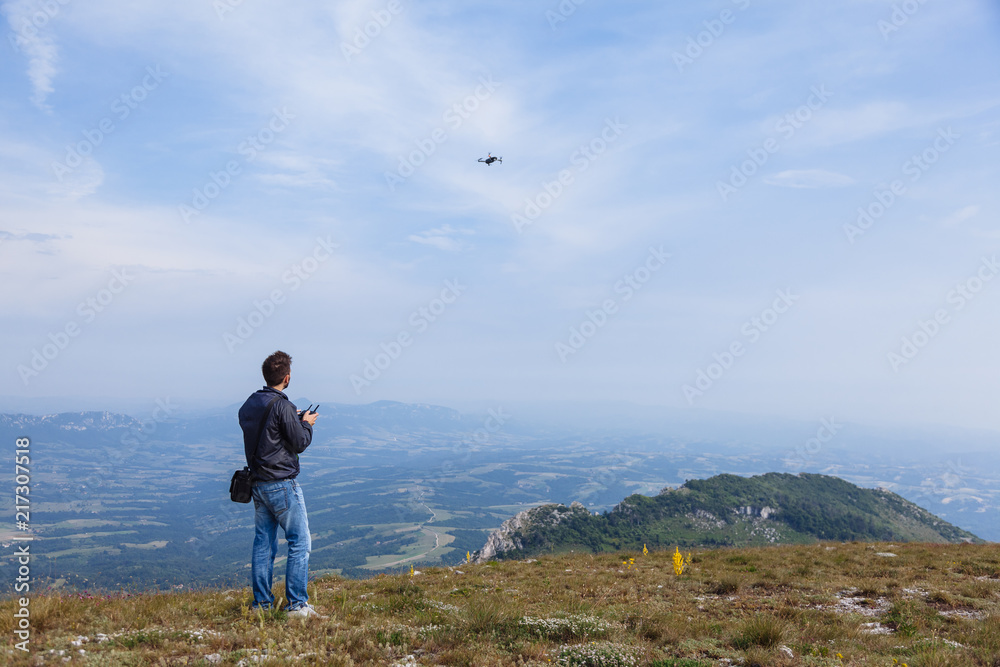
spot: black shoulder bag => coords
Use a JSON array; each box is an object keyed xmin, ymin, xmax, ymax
[{"xmin": 230, "ymin": 396, "xmax": 280, "ymax": 503}]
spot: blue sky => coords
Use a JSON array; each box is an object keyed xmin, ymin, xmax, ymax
[{"xmin": 3, "ymin": 0, "xmax": 1000, "ymax": 431}]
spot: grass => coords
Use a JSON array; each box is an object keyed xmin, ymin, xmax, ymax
[
  {"xmin": 731, "ymin": 614, "xmax": 786, "ymax": 650},
  {"xmin": 2, "ymin": 541, "xmax": 1000, "ymax": 665}
]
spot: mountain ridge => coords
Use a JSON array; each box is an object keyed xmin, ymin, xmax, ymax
[
  {"xmin": 474, "ymin": 472, "xmax": 983, "ymax": 562},
  {"xmin": 0, "ymin": 411, "xmax": 141, "ymax": 430}
]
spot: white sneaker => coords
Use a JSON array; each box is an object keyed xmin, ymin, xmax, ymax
[{"xmin": 287, "ymin": 604, "xmax": 326, "ymax": 620}]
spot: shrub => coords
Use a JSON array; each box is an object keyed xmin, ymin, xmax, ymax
[
  {"xmin": 114, "ymin": 629, "xmax": 165, "ymax": 649},
  {"xmin": 742, "ymin": 646, "xmax": 778, "ymax": 667},
  {"xmin": 883, "ymin": 601, "xmax": 918, "ymax": 637},
  {"xmin": 519, "ymin": 614, "xmax": 612, "ymax": 640},
  {"xmin": 732, "ymin": 615, "xmax": 786, "ymax": 650},
  {"xmin": 624, "ymin": 612, "xmax": 678, "ymax": 643},
  {"xmin": 707, "ymin": 577, "xmax": 741, "ymax": 595},
  {"xmin": 928, "ymin": 590, "xmax": 956, "ymax": 608},
  {"xmin": 463, "ymin": 597, "xmax": 518, "ymax": 637},
  {"xmin": 959, "ymin": 580, "xmax": 998, "ymax": 600},
  {"xmin": 556, "ymin": 641, "xmax": 641, "ymax": 667}
]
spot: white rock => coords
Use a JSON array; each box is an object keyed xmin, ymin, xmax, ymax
[
  {"xmin": 474, "ymin": 503, "xmax": 590, "ymax": 562},
  {"xmin": 860, "ymin": 622, "xmax": 893, "ymax": 635}
]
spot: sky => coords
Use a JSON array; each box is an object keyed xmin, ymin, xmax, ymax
[{"xmin": 2, "ymin": 0, "xmax": 1000, "ymax": 432}]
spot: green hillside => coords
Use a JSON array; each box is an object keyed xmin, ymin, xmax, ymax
[{"xmin": 477, "ymin": 473, "xmax": 982, "ymax": 561}]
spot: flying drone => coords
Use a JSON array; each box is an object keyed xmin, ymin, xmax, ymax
[{"xmin": 478, "ymin": 153, "xmax": 502, "ymax": 166}]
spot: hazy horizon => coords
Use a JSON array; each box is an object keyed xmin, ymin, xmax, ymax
[{"xmin": 4, "ymin": 394, "xmax": 1000, "ymax": 454}]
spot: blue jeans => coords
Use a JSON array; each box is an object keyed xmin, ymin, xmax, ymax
[{"xmin": 251, "ymin": 478, "xmax": 311, "ymax": 611}]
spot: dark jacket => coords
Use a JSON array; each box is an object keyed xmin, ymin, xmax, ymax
[{"xmin": 238, "ymin": 387, "xmax": 313, "ymax": 482}]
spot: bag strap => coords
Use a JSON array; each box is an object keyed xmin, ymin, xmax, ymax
[{"xmin": 248, "ymin": 394, "xmax": 281, "ymax": 474}]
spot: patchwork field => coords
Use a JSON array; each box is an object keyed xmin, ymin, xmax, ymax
[{"xmin": 2, "ymin": 408, "xmax": 998, "ymax": 593}]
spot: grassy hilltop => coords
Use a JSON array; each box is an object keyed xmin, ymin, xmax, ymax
[
  {"xmin": 475, "ymin": 473, "xmax": 982, "ymax": 564},
  {"xmin": 3, "ymin": 541, "xmax": 1000, "ymax": 666}
]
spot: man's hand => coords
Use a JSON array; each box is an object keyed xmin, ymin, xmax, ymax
[{"xmin": 301, "ymin": 411, "xmax": 318, "ymax": 426}]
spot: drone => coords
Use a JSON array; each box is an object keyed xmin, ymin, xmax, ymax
[{"xmin": 478, "ymin": 153, "xmax": 502, "ymax": 166}]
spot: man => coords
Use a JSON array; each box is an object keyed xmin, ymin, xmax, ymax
[{"xmin": 238, "ymin": 350, "xmax": 321, "ymax": 618}]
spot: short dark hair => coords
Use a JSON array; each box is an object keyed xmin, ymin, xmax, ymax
[{"xmin": 262, "ymin": 350, "xmax": 292, "ymax": 386}]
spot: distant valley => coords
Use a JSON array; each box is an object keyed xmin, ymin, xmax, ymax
[{"xmin": 0, "ymin": 401, "xmax": 997, "ymax": 592}]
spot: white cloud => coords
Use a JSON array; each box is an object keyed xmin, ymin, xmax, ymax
[
  {"xmin": 3, "ymin": 0, "xmax": 63, "ymax": 111},
  {"xmin": 0, "ymin": 230, "xmax": 66, "ymax": 244},
  {"xmin": 941, "ymin": 205, "xmax": 980, "ymax": 227},
  {"xmin": 800, "ymin": 101, "xmax": 914, "ymax": 147},
  {"xmin": 47, "ymin": 158, "xmax": 105, "ymax": 200},
  {"xmin": 0, "ymin": 134, "xmax": 103, "ymax": 202},
  {"xmin": 764, "ymin": 169, "xmax": 855, "ymax": 189},
  {"xmin": 254, "ymin": 153, "xmax": 340, "ymax": 191},
  {"xmin": 408, "ymin": 224, "xmax": 474, "ymax": 252}
]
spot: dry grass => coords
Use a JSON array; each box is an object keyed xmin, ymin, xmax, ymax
[{"xmin": 2, "ymin": 542, "xmax": 999, "ymax": 665}]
